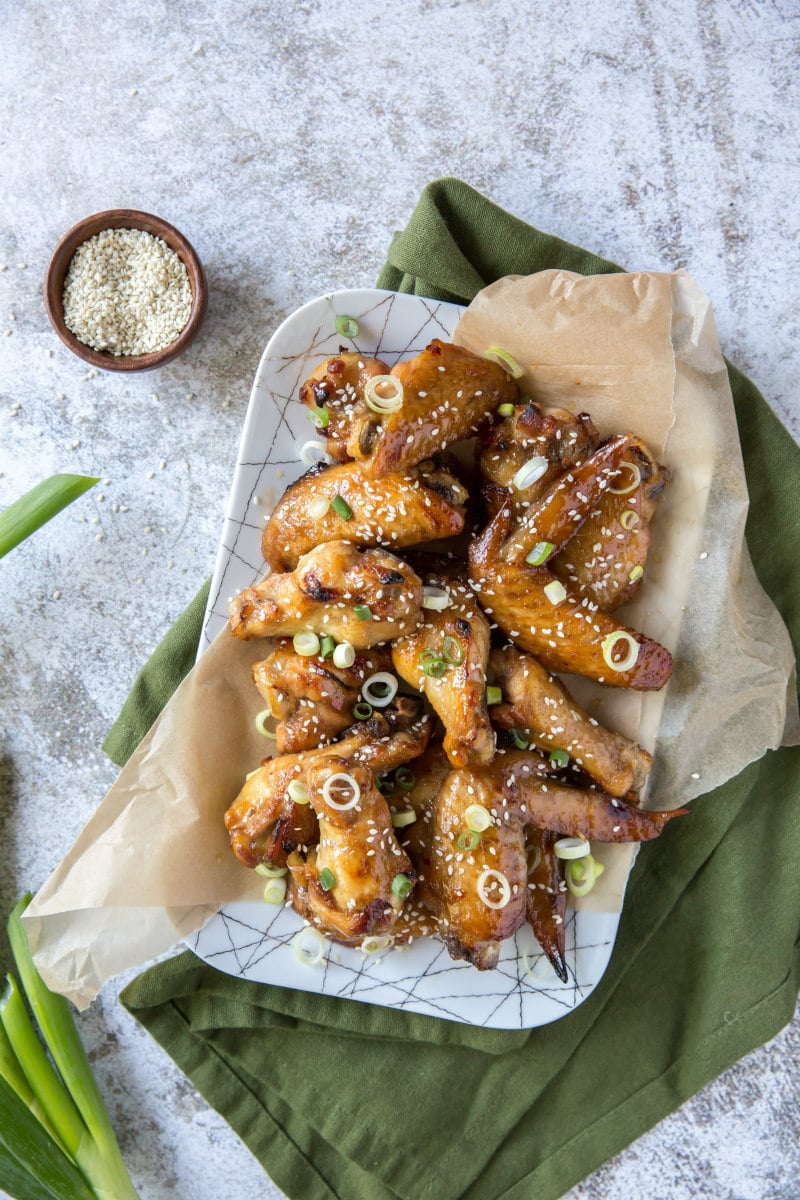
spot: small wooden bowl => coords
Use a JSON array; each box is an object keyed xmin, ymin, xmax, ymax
[{"xmin": 44, "ymin": 209, "xmax": 208, "ymax": 372}]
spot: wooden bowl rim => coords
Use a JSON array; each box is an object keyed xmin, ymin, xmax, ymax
[{"xmin": 44, "ymin": 208, "xmax": 208, "ymax": 372}]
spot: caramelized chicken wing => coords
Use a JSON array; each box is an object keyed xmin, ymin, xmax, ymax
[
  {"xmin": 489, "ymin": 646, "xmax": 652, "ymax": 797},
  {"xmin": 392, "ymin": 564, "xmax": 495, "ymax": 768},
  {"xmin": 525, "ymin": 829, "xmax": 568, "ymax": 983},
  {"xmin": 261, "ymin": 457, "xmax": 468, "ymax": 572},
  {"xmin": 225, "ymin": 701, "xmax": 430, "ymax": 868},
  {"xmin": 252, "ymin": 640, "xmax": 392, "ymax": 754},
  {"xmin": 229, "ymin": 541, "xmax": 423, "ymax": 647},
  {"xmin": 469, "ymin": 502, "xmax": 673, "ymax": 689},
  {"xmin": 300, "ymin": 351, "xmax": 390, "ymax": 463},
  {"xmin": 550, "ymin": 438, "xmax": 669, "ymax": 611},
  {"xmin": 286, "ymin": 759, "xmax": 414, "ymax": 945},
  {"xmin": 353, "ymin": 340, "xmax": 519, "ymax": 477},
  {"xmin": 478, "ymin": 401, "xmax": 599, "ymax": 520}
]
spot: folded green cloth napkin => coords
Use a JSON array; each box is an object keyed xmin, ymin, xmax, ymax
[{"xmin": 113, "ymin": 179, "xmax": 800, "ymax": 1200}]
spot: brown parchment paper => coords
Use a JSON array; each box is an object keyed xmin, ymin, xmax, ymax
[{"xmin": 23, "ymin": 270, "xmax": 799, "ymax": 1007}]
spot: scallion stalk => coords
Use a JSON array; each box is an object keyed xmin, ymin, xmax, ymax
[{"xmin": 0, "ymin": 475, "xmax": 99, "ymax": 559}]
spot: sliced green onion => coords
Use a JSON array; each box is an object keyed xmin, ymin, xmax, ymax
[
  {"xmin": 484, "ymin": 345, "xmax": 524, "ymax": 378},
  {"xmin": 566, "ymin": 853, "xmax": 605, "ymax": 897},
  {"xmin": 335, "ymin": 314, "xmax": 359, "ymax": 338},
  {"xmin": 360, "ymin": 935, "xmax": 393, "ymax": 954},
  {"xmin": 245, "ymin": 768, "xmax": 260, "ymax": 781},
  {"xmin": 318, "ymin": 868, "xmax": 336, "ymax": 892},
  {"xmin": 362, "ymin": 671, "xmax": 398, "ymax": 707},
  {"xmin": 549, "ymin": 749, "xmax": 570, "ymax": 769},
  {"xmin": 255, "ymin": 709, "xmax": 277, "ymax": 739},
  {"xmin": 464, "ymin": 804, "xmax": 492, "ymax": 832},
  {"xmin": 333, "ymin": 641, "xmax": 355, "ymax": 669},
  {"xmin": 364, "ymin": 375, "xmax": 404, "ymax": 414},
  {"xmin": 607, "ymin": 460, "xmax": 641, "ymax": 495},
  {"xmin": 353, "ymin": 701, "xmax": 373, "ymax": 720},
  {"xmin": 511, "ymin": 728, "xmax": 530, "ymax": 750},
  {"xmin": 543, "ymin": 579, "xmax": 567, "ymax": 605},
  {"xmin": 331, "ymin": 494, "xmax": 353, "ymax": 520},
  {"xmin": 320, "ymin": 634, "xmax": 336, "ymax": 658},
  {"xmin": 497, "ymin": 402, "xmax": 516, "ymax": 417},
  {"xmin": 288, "ymin": 779, "xmax": 311, "ymax": 804},
  {"xmin": 629, "ymin": 565, "xmax": 644, "ymax": 583},
  {"xmin": 457, "ymin": 830, "xmax": 480, "ymax": 852},
  {"xmin": 394, "ymin": 766, "xmax": 416, "ymax": 792},
  {"xmin": 255, "ymin": 863, "xmax": 288, "ymax": 878},
  {"xmin": 293, "ymin": 631, "xmax": 321, "ymax": 656},
  {"xmin": 422, "ymin": 657, "xmax": 448, "ymax": 678},
  {"xmin": 309, "ymin": 495, "xmax": 331, "ymax": 519},
  {"xmin": 308, "ymin": 407, "xmax": 329, "ymax": 429},
  {"xmin": 526, "ymin": 540, "xmax": 555, "ymax": 566},
  {"xmin": 322, "ymin": 772, "xmax": 361, "ymax": 810},
  {"xmin": 601, "ymin": 630, "xmax": 640, "ymax": 672},
  {"xmin": 486, "ymin": 685, "xmax": 503, "ymax": 706},
  {"xmin": 512, "ymin": 456, "xmax": 548, "ymax": 490},
  {"xmin": 300, "ymin": 439, "xmax": 330, "ymax": 467},
  {"xmin": 477, "ymin": 868, "xmax": 511, "ymax": 909},
  {"xmin": 419, "ymin": 648, "xmax": 441, "ymax": 664},
  {"xmin": 263, "ymin": 878, "xmax": 287, "ymax": 904},
  {"xmin": 391, "ymin": 874, "xmax": 413, "ymax": 899},
  {"xmin": 391, "ymin": 809, "xmax": 417, "ymax": 828},
  {"xmin": 441, "ymin": 636, "xmax": 464, "ymax": 666},
  {"xmin": 354, "ymin": 603, "xmax": 372, "ymax": 621},
  {"xmin": 554, "ymin": 836, "xmax": 591, "ymax": 860},
  {"xmin": 620, "ymin": 509, "xmax": 640, "ymax": 531},
  {"xmin": 376, "ymin": 775, "xmax": 394, "ymax": 796},
  {"xmin": 292, "ymin": 926, "xmax": 326, "ymax": 966},
  {"xmin": 0, "ymin": 474, "xmax": 99, "ymax": 559},
  {"xmin": 421, "ymin": 585, "xmax": 451, "ymax": 611}
]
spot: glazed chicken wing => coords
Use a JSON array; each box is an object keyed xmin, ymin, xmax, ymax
[
  {"xmin": 261, "ymin": 456, "xmax": 468, "ymax": 572},
  {"xmin": 392, "ymin": 564, "xmax": 495, "ymax": 768},
  {"xmin": 478, "ymin": 401, "xmax": 599, "ymax": 520},
  {"xmin": 550, "ymin": 438, "xmax": 669, "ymax": 611},
  {"xmin": 525, "ymin": 829, "xmax": 568, "ymax": 983},
  {"xmin": 252, "ymin": 640, "xmax": 392, "ymax": 754},
  {"xmin": 286, "ymin": 759, "xmax": 415, "ymax": 945},
  {"xmin": 489, "ymin": 646, "xmax": 652, "ymax": 797},
  {"xmin": 230, "ymin": 541, "xmax": 423, "ymax": 647},
  {"xmin": 469, "ymin": 501, "xmax": 673, "ymax": 689},
  {"xmin": 300, "ymin": 351, "xmax": 390, "ymax": 463}
]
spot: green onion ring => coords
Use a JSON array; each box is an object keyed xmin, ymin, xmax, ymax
[
  {"xmin": 442, "ymin": 636, "xmax": 464, "ymax": 666},
  {"xmin": 335, "ymin": 314, "xmax": 360, "ymax": 338}
]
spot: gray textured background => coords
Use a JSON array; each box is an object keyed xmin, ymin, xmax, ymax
[{"xmin": 1, "ymin": 1, "xmax": 799, "ymax": 1197}]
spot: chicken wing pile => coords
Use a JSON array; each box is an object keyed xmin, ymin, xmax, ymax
[{"xmin": 225, "ymin": 336, "xmax": 685, "ymax": 979}]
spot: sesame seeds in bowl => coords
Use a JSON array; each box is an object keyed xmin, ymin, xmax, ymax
[{"xmin": 45, "ymin": 209, "xmax": 208, "ymax": 372}]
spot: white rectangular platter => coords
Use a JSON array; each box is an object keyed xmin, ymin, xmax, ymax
[{"xmin": 189, "ymin": 288, "xmax": 618, "ymax": 1029}]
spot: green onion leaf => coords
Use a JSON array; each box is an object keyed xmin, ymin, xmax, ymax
[
  {"xmin": 510, "ymin": 728, "xmax": 530, "ymax": 750},
  {"xmin": 334, "ymin": 315, "xmax": 359, "ymax": 338},
  {"xmin": 308, "ymin": 407, "xmax": 329, "ymax": 429},
  {"xmin": 441, "ymin": 636, "xmax": 464, "ymax": 666},
  {"xmin": 549, "ymin": 749, "xmax": 570, "ymax": 769},
  {"xmin": 318, "ymin": 868, "xmax": 336, "ymax": 892},
  {"xmin": 354, "ymin": 603, "xmax": 372, "ymax": 621},
  {"xmin": 331, "ymin": 494, "xmax": 353, "ymax": 520},
  {"xmin": 391, "ymin": 874, "xmax": 413, "ymax": 900},
  {"xmin": 353, "ymin": 701, "xmax": 373, "ymax": 720},
  {"xmin": 0, "ymin": 474, "xmax": 99, "ymax": 559},
  {"xmin": 320, "ymin": 635, "xmax": 336, "ymax": 659},
  {"xmin": 394, "ymin": 766, "xmax": 416, "ymax": 793},
  {"xmin": 457, "ymin": 830, "xmax": 480, "ymax": 852},
  {"xmin": 0, "ymin": 1074, "xmax": 97, "ymax": 1200},
  {"xmin": 525, "ymin": 541, "xmax": 555, "ymax": 566},
  {"xmin": 486, "ymin": 685, "xmax": 502, "ymax": 706}
]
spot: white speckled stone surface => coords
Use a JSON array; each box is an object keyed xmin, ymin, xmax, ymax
[{"xmin": 1, "ymin": 2, "xmax": 799, "ymax": 1198}]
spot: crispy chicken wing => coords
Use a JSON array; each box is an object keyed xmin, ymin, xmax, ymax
[
  {"xmin": 478, "ymin": 401, "xmax": 599, "ymax": 520},
  {"xmin": 392, "ymin": 563, "xmax": 495, "ymax": 768},
  {"xmin": 225, "ymin": 701, "xmax": 430, "ymax": 868},
  {"xmin": 252, "ymin": 640, "xmax": 392, "ymax": 754},
  {"xmin": 300, "ymin": 351, "xmax": 389, "ymax": 463},
  {"xmin": 286, "ymin": 759, "xmax": 415, "ymax": 945},
  {"xmin": 469, "ymin": 502, "xmax": 673, "ymax": 689},
  {"xmin": 230, "ymin": 541, "xmax": 423, "ymax": 647},
  {"xmin": 550, "ymin": 438, "xmax": 669, "ymax": 611},
  {"xmin": 261, "ymin": 456, "xmax": 468, "ymax": 572},
  {"xmin": 489, "ymin": 646, "xmax": 652, "ymax": 797},
  {"xmin": 525, "ymin": 829, "xmax": 568, "ymax": 983}
]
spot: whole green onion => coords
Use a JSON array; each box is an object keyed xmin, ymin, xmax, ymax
[{"xmin": 0, "ymin": 475, "xmax": 98, "ymax": 559}]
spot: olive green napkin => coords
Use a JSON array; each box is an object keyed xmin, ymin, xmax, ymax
[{"xmin": 114, "ymin": 178, "xmax": 800, "ymax": 1200}]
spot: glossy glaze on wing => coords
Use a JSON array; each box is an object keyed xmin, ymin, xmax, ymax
[
  {"xmin": 299, "ymin": 351, "xmax": 389, "ymax": 462},
  {"xmin": 525, "ymin": 829, "xmax": 568, "ymax": 983}
]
